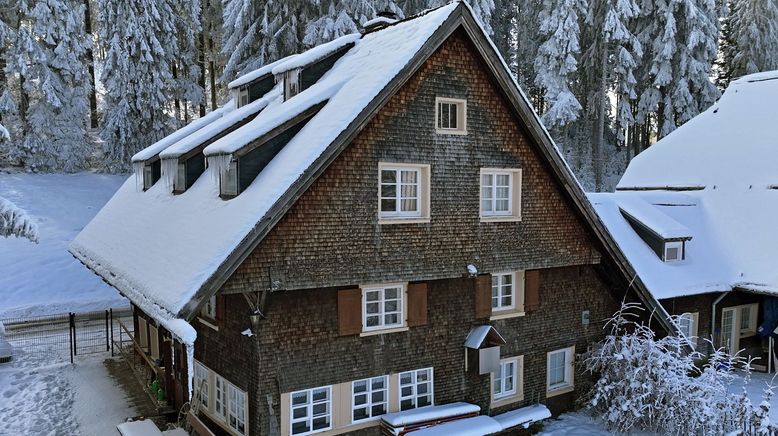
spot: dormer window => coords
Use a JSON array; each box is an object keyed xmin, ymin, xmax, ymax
[
  {"xmin": 238, "ymin": 88, "xmax": 249, "ymax": 108},
  {"xmin": 284, "ymin": 68, "xmax": 300, "ymax": 100},
  {"xmin": 141, "ymin": 160, "xmax": 161, "ymax": 191},
  {"xmin": 175, "ymin": 162, "xmax": 186, "ymax": 192},
  {"xmin": 663, "ymin": 241, "xmax": 684, "ymax": 262},
  {"xmin": 220, "ymin": 160, "xmax": 239, "ymax": 198}
]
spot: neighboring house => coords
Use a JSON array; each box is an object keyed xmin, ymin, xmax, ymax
[
  {"xmin": 592, "ymin": 71, "xmax": 778, "ymax": 371},
  {"xmin": 71, "ymin": 3, "xmax": 671, "ymax": 435}
]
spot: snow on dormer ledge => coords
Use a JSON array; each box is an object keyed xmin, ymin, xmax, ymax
[{"xmin": 270, "ymin": 33, "xmax": 361, "ymax": 77}]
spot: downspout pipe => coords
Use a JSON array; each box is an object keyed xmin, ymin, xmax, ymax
[{"xmin": 711, "ymin": 290, "xmax": 731, "ymax": 349}]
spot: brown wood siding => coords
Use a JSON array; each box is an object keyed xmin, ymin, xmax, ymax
[
  {"xmin": 407, "ymin": 282, "xmax": 429, "ymax": 327},
  {"xmin": 525, "ymin": 270, "xmax": 541, "ymax": 311},
  {"xmin": 337, "ymin": 288, "xmax": 362, "ymax": 336},
  {"xmin": 474, "ymin": 274, "xmax": 492, "ymax": 318}
]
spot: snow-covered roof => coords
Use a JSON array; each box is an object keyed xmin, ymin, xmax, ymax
[
  {"xmin": 363, "ymin": 16, "xmax": 399, "ymax": 28},
  {"xmin": 71, "ymin": 4, "xmax": 461, "ymax": 321},
  {"xmin": 227, "ymin": 55, "xmax": 296, "ymax": 90},
  {"xmin": 464, "ymin": 325, "xmax": 505, "ymax": 349},
  {"xmin": 131, "ymin": 107, "xmax": 228, "ymax": 163},
  {"xmin": 617, "ymin": 196, "xmax": 692, "ymax": 241},
  {"xmin": 410, "ymin": 416, "xmax": 501, "ymax": 436},
  {"xmin": 492, "ymin": 404, "xmax": 551, "ymax": 430},
  {"xmin": 159, "ymin": 88, "xmax": 282, "ymax": 160},
  {"xmin": 270, "ymin": 34, "xmax": 360, "ymax": 76},
  {"xmin": 594, "ymin": 71, "xmax": 778, "ymax": 300}
]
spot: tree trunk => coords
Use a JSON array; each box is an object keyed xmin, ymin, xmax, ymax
[
  {"xmin": 592, "ymin": 48, "xmax": 608, "ymax": 192},
  {"xmin": 197, "ymin": 9, "xmax": 206, "ymax": 117},
  {"xmin": 172, "ymin": 63, "xmax": 181, "ymax": 123},
  {"xmin": 208, "ymin": 36, "xmax": 217, "ymax": 110},
  {"xmin": 84, "ymin": 0, "xmax": 99, "ymax": 129}
]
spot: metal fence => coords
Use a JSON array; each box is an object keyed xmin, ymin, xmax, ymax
[{"xmin": 1, "ymin": 307, "xmax": 133, "ymax": 362}]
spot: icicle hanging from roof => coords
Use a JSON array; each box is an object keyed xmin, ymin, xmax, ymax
[
  {"xmin": 207, "ymin": 154, "xmax": 233, "ymax": 185},
  {"xmin": 132, "ymin": 161, "xmax": 145, "ymax": 191},
  {"xmin": 161, "ymin": 157, "xmax": 178, "ymax": 190}
]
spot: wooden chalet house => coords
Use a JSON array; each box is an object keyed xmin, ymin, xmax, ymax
[
  {"xmin": 71, "ymin": 2, "xmax": 671, "ymax": 435},
  {"xmin": 592, "ymin": 71, "xmax": 778, "ymax": 372}
]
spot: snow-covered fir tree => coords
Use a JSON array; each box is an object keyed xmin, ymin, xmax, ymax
[
  {"xmin": 99, "ymin": 0, "xmax": 178, "ymax": 172},
  {"xmin": 170, "ymin": 0, "xmax": 204, "ymax": 125},
  {"xmin": 304, "ymin": 0, "xmax": 404, "ymax": 47},
  {"xmin": 533, "ymin": 0, "xmax": 587, "ymax": 130},
  {"xmin": 727, "ymin": 0, "xmax": 778, "ymax": 78}
]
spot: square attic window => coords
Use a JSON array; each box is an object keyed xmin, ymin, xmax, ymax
[{"xmin": 664, "ymin": 241, "xmax": 684, "ymax": 262}]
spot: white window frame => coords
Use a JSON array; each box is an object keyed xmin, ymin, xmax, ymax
[
  {"xmin": 220, "ymin": 160, "xmax": 239, "ymax": 197},
  {"xmin": 398, "ymin": 367, "xmax": 434, "ymax": 411},
  {"xmin": 480, "ymin": 168, "xmax": 522, "ymax": 222},
  {"xmin": 664, "ymin": 241, "xmax": 683, "ymax": 262},
  {"xmin": 351, "ymin": 375, "xmax": 389, "ymax": 423},
  {"xmin": 194, "ymin": 362, "xmax": 210, "ymax": 409},
  {"xmin": 214, "ymin": 374, "xmax": 227, "ymax": 422},
  {"xmin": 201, "ymin": 295, "xmax": 217, "ymax": 320},
  {"xmin": 238, "ymin": 88, "xmax": 249, "ymax": 108},
  {"xmin": 491, "ymin": 272, "xmax": 516, "ymax": 312},
  {"xmin": 378, "ymin": 163, "xmax": 431, "ymax": 222},
  {"xmin": 435, "ymin": 97, "xmax": 467, "ymax": 134},
  {"xmin": 546, "ymin": 346, "xmax": 575, "ymax": 395},
  {"xmin": 492, "ymin": 357, "xmax": 520, "ymax": 400},
  {"xmin": 362, "ymin": 284, "xmax": 405, "ymax": 332},
  {"xmin": 740, "ymin": 304, "xmax": 758, "ymax": 335},
  {"xmin": 228, "ymin": 382, "xmax": 248, "ymax": 435},
  {"xmin": 290, "ymin": 386, "xmax": 333, "ymax": 435}
]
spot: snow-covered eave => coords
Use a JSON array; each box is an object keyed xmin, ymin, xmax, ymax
[
  {"xmin": 271, "ymin": 33, "xmax": 360, "ymax": 76},
  {"xmin": 454, "ymin": 3, "xmax": 676, "ymax": 334},
  {"xmin": 68, "ymin": 244, "xmax": 196, "ymax": 345},
  {"xmin": 616, "ymin": 185, "xmax": 707, "ymax": 192},
  {"xmin": 227, "ymin": 55, "xmax": 298, "ymax": 90},
  {"xmin": 131, "ymin": 108, "xmax": 226, "ymax": 163}
]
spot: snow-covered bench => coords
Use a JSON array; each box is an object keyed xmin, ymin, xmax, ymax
[
  {"xmin": 380, "ymin": 402, "xmax": 480, "ymax": 435},
  {"xmin": 493, "ymin": 404, "xmax": 551, "ymax": 431},
  {"xmin": 117, "ymin": 419, "xmax": 163, "ymax": 436},
  {"xmin": 409, "ymin": 416, "xmax": 502, "ymax": 435}
]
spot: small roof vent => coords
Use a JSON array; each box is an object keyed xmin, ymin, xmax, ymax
[{"xmin": 362, "ymin": 11, "xmax": 399, "ymax": 33}]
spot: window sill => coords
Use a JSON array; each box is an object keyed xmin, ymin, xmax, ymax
[
  {"xmin": 490, "ymin": 311, "xmax": 525, "ymax": 321},
  {"xmin": 480, "ymin": 215, "xmax": 521, "ymax": 223},
  {"xmin": 360, "ymin": 326, "xmax": 409, "ymax": 337},
  {"xmin": 378, "ymin": 217, "xmax": 431, "ymax": 225},
  {"xmin": 435, "ymin": 128, "xmax": 468, "ymax": 135},
  {"xmin": 546, "ymin": 384, "xmax": 574, "ymax": 398},
  {"xmin": 198, "ymin": 317, "xmax": 219, "ymax": 331},
  {"xmin": 491, "ymin": 392, "xmax": 524, "ymax": 409}
]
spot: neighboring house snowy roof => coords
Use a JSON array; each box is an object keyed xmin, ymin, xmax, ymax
[
  {"xmin": 617, "ymin": 195, "xmax": 692, "ymax": 241},
  {"xmin": 594, "ymin": 71, "xmax": 778, "ymax": 300},
  {"xmin": 70, "ymin": 1, "xmax": 674, "ymax": 334}
]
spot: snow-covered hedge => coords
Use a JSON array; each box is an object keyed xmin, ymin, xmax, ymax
[{"xmin": 585, "ymin": 303, "xmax": 777, "ymax": 435}]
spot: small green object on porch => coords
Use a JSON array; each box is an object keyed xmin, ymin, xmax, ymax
[
  {"xmin": 157, "ymin": 388, "xmax": 166, "ymax": 402},
  {"xmin": 150, "ymin": 380, "xmax": 160, "ymax": 394}
]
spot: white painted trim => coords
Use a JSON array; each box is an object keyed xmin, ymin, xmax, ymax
[
  {"xmin": 479, "ymin": 168, "xmax": 522, "ymax": 221},
  {"xmin": 434, "ymin": 97, "xmax": 468, "ymax": 134},
  {"xmin": 546, "ymin": 346, "xmax": 575, "ymax": 396}
]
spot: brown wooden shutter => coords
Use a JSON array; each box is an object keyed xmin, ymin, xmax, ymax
[
  {"xmin": 407, "ymin": 282, "xmax": 428, "ymax": 327},
  {"xmin": 216, "ymin": 294, "xmax": 225, "ymax": 321},
  {"xmin": 525, "ymin": 270, "xmax": 541, "ymax": 311},
  {"xmin": 474, "ymin": 274, "xmax": 492, "ymax": 319},
  {"xmin": 338, "ymin": 288, "xmax": 362, "ymax": 336}
]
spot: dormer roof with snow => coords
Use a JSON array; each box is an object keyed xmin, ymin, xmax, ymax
[
  {"xmin": 594, "ymin": 71, "xmax": 778, "ymax": 300},
  {"xmin": 69, "ymin": 2, "xmax": 673, "ymax": 334}
]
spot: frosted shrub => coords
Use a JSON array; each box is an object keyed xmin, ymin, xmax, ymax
[{"xmin": 585, "ymin": 303, "xmax": 778, "ymax": 435}]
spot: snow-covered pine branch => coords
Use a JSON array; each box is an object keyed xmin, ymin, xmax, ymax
[{"xmin": 0, "ymin": 197, "xmax": 38, "ymax": 243}]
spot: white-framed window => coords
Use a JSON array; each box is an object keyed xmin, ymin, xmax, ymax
[
  {"xmin": 664, "ymin": 241, "xmax": 683, "ymax": 262},
  {"xmin": 379, "ymin": 165, "xmax": 420, "ymax": 218},
  {"xmin": 546, "ymin": 346, "xmax": 574, "ymax": 394},
  {"xmin": 228, "ymin": 383, "xmax": 247, "ymax": 435},
  {"xmin": 214, "ymin": 375, "xmax": 227, "ymax": 421},
  {"xmin": 175, "ymin": 161, "xmax": 187, "ymax": 192},
  {"xmin": 220, "ymin": 160, "xmax": 239, "ymax": 197},
  {"xmin": 491, "ymin": 272, "xmax": 516, "ymax": 311},
  {"xmin": 399, "ymin": 368, "xmax": 434, "ymax": 411},
  {"xmin": 492, "ymin": 357, "xmax": 519, "ymax": 400},
  {"xmin": 480, "ymin": 168, "xmax": 521, "ymax": 221},
  {"xmin": 740, "ymin": 304, "xmax": 758, "ymax": 335},
  {"xmin": 435, "ymin": 97, "xmax": 467, "ymax": 134},
  {"xmin": 202, "ymin": 295, "xmax": 217, "ymax": 319},
  {"xmin": 352, "ymin": 375, "xmax": 388, "ymax": 422},
  {"xmin": 363, "ymin": 284, "xmax": 404, "ymax": 331},
  {"xmin": 291, "ymin": 386, "xmax": 332, "ymax": 435},
  {"xmin": 678, "ymin": 313, "xmax": 694, "ymax": 338},
  {"xmin": 194, "ymin": 362, "xmax": 210, "ymax": 408},
  {"xmin": 238, "ymin": 88, "xmax": 249, "ymax": 108}
]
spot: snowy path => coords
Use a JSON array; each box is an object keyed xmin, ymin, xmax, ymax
[
  {"xmin": 0, "ymin": 350, "xmax": 137, "ymax": 435},
  {"xmin": 0, "ymin": 171, "xmax": 127, "ymax": 318}
]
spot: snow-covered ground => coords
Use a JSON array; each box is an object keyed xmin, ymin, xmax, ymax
[
  {"xmin": 0, "ymin": 350, "xmax": 136, "ymax": 435},
  {"xmin": 729, "ymin": 370, "xmax": 778, "ymax": 422},
  {"xmin": 0, "ymin": 171, "xmax": 127, "ymax": 318}
]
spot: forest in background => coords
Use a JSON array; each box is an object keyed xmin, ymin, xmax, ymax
[{"xmin": 0, "ymin": 0, "xmax": 776, "ymax": 191}]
